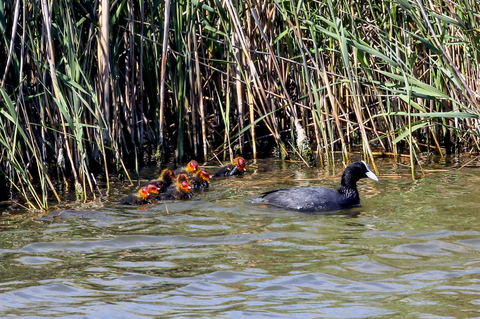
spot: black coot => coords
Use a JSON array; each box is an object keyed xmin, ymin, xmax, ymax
[{"xmin": 251, "ymin": 161, "xmax": 378, "ymax": 212}]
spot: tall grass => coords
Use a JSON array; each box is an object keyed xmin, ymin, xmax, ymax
[{"xmin": 0, "ymin": 0, "xmax": 479, "ymax": 209}]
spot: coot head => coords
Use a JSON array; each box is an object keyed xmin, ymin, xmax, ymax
[{"xmin": 340, "ymin": 160, "xmax": 378, "ymax": 191}]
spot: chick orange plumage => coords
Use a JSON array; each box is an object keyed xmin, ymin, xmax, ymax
[
  {"xmin": 158, "ymin": 173, "xmax": 194, "ymax": 200},
  {"xmin": 148, "ymin": 168, "xmax": 175, "ymax": 192}
]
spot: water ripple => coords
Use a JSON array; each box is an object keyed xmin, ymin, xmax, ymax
[{"xmin": 0, "ymin": 159, "xmax": 480, "ymax": 317}]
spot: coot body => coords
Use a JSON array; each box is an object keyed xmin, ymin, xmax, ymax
[{"xmin": 251, "ymin": 161, "xmax": 378, "ymax": 212}]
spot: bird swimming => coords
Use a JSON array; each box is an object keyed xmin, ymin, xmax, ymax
[{"xmin": 250, "ymin": 161, "xmax": 378, "ymax": 212}]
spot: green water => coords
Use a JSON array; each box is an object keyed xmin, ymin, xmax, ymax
[{"xmin": 1, "ymin": 157, "xmax": 480, "ymax": 318}]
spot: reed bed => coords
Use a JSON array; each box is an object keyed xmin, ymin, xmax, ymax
[{"xmin": 0, "ymin": 0, "xmax": 479, "ymax": 209}]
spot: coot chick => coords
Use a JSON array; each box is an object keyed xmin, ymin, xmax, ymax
[
  {"xmin": 174, "ymin": 160, "xmax": 198, "ymax": 176},
  {"xmin": 148, "ymin": 168, "xmax": 175, "ymax": 192},
  {"xmin": 190, "ymin": 170, "xmax": 212, "ymax": 189},
  {"xmin": 213, "ymin": 157, "xmax": 246, "ymax": 177},
  {"xmin": 251, "ymin": 161, "xmax": 378, "ymax": 212},
  {"xmin": 119, "ymin": 184, "xmax": 160, "ymax": 205},
  {"xmin": 158, "ymin": 173, "xmax": 194, "ymax": 200}
]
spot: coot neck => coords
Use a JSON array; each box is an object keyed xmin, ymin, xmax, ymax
[{"xmin": 339, "ymin": 170, "xmax": 359, "ymax": 197}]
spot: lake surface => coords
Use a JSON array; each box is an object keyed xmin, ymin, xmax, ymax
[{"xmin": 1, "ymin": 156, "xmax": 480, "ymax": 318}]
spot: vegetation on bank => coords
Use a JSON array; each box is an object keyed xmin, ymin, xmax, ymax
[{"xmin": 0, "ymin": 0, "xmax": 479, "ymax": 209}]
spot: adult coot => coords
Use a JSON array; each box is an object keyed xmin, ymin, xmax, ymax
[{"xmin": 251, "ymin": 161, "xmax": 378, "ymax": 212}]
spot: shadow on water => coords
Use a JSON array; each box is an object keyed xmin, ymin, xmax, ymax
[{"xmin": 1, "ymin": 157, "xmax": 480, "ymax": 317}]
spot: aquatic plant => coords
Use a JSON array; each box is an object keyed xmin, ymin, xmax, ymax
[{"xmin": 0, "ymin": 0, "xmax": 479, "ymax": 208}]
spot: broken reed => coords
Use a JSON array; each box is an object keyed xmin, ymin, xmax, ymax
[{"xmin": 0, "ymin": 0, "xmax": 479, "ymax": 210}]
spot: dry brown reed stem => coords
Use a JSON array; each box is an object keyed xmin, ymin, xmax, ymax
[
  {"xmin": 224, "ymin": 70, "xmax": 234, "ymax": 162},
  {"xmin": 248, "ymin": 87, "xmax": 257, "ymax": 158},
  {"xmin": 98, "ymin": 0, "xmax": 110, "ymax": 127},
  {"xmin": 158, "ymin": 0, "xmax": 171, "ymax": 156},
  {"xmin": 193, "ymin": 23, "xmax": 208, "ymax": 162},
  {"xmin": 234, "ymin": 33, "xmax": 245, "ymax": 154},
  {"xmin": 188, "ymin": 29, "xmax": 197, "ymax": 157},
  {"xmin": 458, "ymin": 156, "xmax": 480, "ymax": 170},
  {"xmin": 98, "ymin": 0, "xmax": 111, "ymax": 192}
]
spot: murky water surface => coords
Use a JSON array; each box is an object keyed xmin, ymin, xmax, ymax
[{"xmin": 2, "ymin": 157, "xmax": 480, "ymax": 318}]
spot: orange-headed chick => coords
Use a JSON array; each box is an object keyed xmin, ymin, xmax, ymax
[
  {"xmin": 160, "ymin": 173, "xmax": 194, "ymax": 200},
  {"xmin": 191, "ymin": 170, "xmax": 212, "ymax": 189},
  {"xmin": 148, "ymin": 168, "xmax": 175, "ymax": 192},
  {"xmin": 212, "ymin": 156, "xmax": 247, "ymax": 177},
  {"xmin": 119, "ymin": 184, "xmax": 159, "ymax": 205},
  {"xmin": 174, "ymin": 160, "xmax": 199, "ymax": 176},
  {"xmin": 147, "ymin": 184, "xmax": 160, "ymax": 195},
  {"xmin": 233, "ymin": 157, "xmax": 247, "ymax": 173}
]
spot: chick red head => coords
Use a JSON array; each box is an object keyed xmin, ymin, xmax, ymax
[
  {"xmin": 147, "ymin": 184, "xmax": 160, "ymax": 194},
  {"xmin": 199, "ymin": 170, "xmax": 211, "ymax": 180},
  {"xmin": 235, "ymin": 157, "xmax": 246, "ymax": 171},
  {"xmin": 180, "ymin": 181, "xmax": 191, "ymax": 191},
  {"xmin": 139, "ymin": 187, "xmax": 150, "ymax": 199},
  {"xmin": 186, "ymin": 160, "xmax": 198, "ymax": 173}
]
